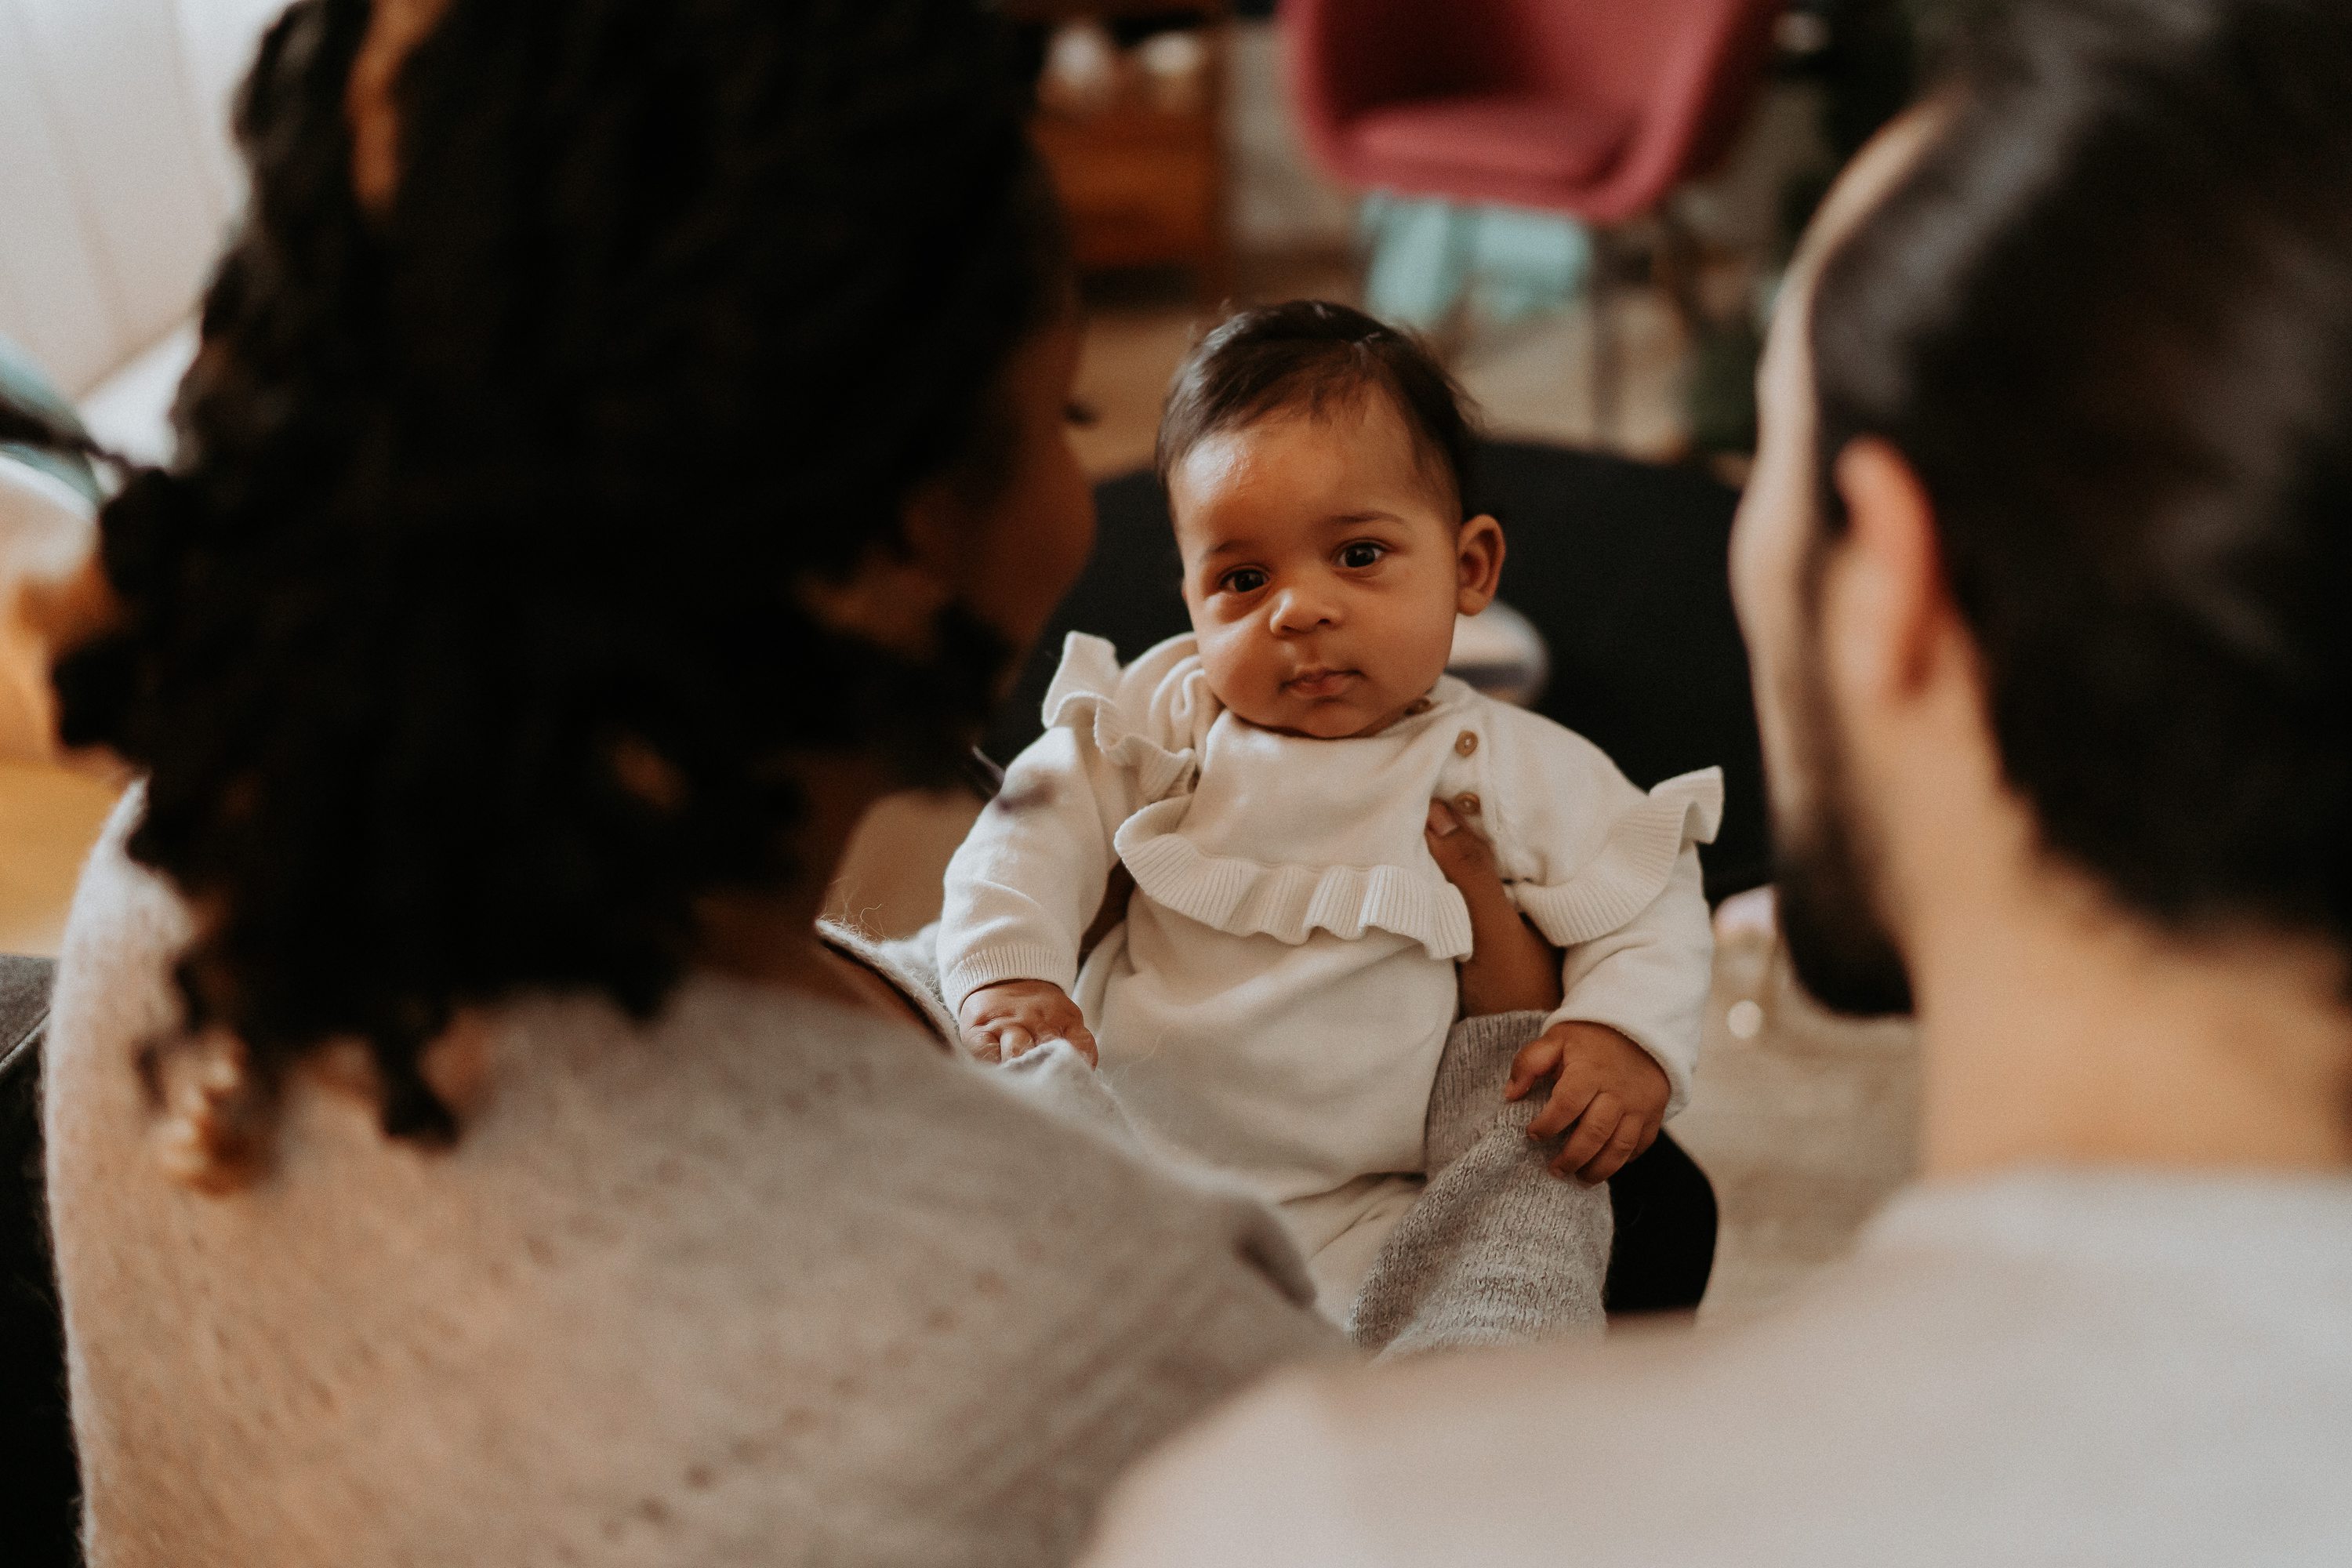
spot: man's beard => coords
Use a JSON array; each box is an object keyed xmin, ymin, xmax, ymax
[{"xmin": 1773, "ymin": 650, "xmax": 1915, "ymax": 1018}]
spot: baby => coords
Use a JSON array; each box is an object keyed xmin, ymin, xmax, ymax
[{"xmin": 938, "ymin": 301, "xmax": 1719, "ymax": 1316}]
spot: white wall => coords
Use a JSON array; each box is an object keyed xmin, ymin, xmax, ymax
[{"xmin": 0, "ymin": 0, "xmax": 286, "ymax": 398}]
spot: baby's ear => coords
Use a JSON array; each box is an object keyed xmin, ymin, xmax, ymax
[{"xmin": 1455, "ymin": 513, "xmax": 1505, "ymax": 614}]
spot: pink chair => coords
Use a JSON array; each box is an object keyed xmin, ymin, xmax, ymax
[
  {"xmin": 1284, "ymin": 0, "xmax": 1783, "ymax": 223},
  {"xmin": 1283, "ymin": 0, "xmax": 1784, "ymax": 426}
]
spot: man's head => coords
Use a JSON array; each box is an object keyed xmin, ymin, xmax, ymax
[
  {"xmin": 1736, "ymin": 0, "xmax": 2352, "ymax": 1014},
  {"xmin": 1156, "ymin": 302, "xmax": 1504, "ymax": 737}
]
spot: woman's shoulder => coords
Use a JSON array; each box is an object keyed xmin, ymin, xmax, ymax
[
  {"xmin": 49, "ymin": 943, "xmax": 1334, "ymax": 1563},
  {"xmin": 49, "ymin": 803, "xmax": 1305, "ymax": 1319},
  {"xmin": 46, "ymin": 786, "xmax": 191, "ymax": 1093},
  {"xmin": 492, "ymin": 974, "xmax": 1330, "ymax": 1332},
  {"xmin": 822, "ymin": 999, "xmax": 1318, "ymax": 1297},
  {"xmin": 541, "ymin": 978, "xmax": 1341, "ymax": 1512},
  {"xmin": 43, "ymin": 789, "xmax": 1323, "ymax": 1345}
]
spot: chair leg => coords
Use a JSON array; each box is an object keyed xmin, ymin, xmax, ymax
[
  {"xmin": 1654, "ymin": 201, "xmax": 1705, "ymax": 339},
  {"xmin": 1587, "ymin": 229, "xmax": 1621, "ymax": 445},
  {"xmin": 1428, "ymin": 204, "xmax": 1482, "ymax": 362}
]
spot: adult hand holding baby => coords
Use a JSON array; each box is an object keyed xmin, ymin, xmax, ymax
[
  {"xmin": 958, "ymin": 978, "xmax": 1099, "ymax": 1066},
  {"xmin": 1425, "ymin": 798, "xmax": 1561, "ymax": 1017},
  {"xmin": 1425, "ymin": 797, "xmax": 1670, "ymax": 1184}
]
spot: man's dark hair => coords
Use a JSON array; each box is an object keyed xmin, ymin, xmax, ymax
[
  {"xmin": 1810, "ymin": 0, "xmax": 2352, "ymax": 954},
  {"xmin": 0, "ymin": 0, "xmax": 1068, "ymax": 1142},
  {"xmin": 1156, "ymin": 300, "xmax": 1476, "ymax": 515}
]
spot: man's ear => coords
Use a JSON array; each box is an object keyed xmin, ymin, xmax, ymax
[
  {"xmin": 1825, "ymin": 438, "xmax": 1947, "ymax": 702},
  {"xmin": 1454, "ymin": 514, "xmax": 1506, "ymax": 615}
]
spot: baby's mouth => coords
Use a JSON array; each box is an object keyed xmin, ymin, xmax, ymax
[{"xmin": 1283, "ymin": 667, "xmax": 1359, "ymax": 700}]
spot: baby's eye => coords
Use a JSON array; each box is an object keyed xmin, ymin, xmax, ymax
[
  {"xmin": 1220, "ymin": 567, "xmax": 1269, "ymax": 594},
  {"xmin": 1338, "ymin": 541, "xmax": 1387, "ymax": 570}
]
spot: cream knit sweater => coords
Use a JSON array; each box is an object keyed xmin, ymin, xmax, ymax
[
  {"xmin": 939, "ymin": 633, "xmax": 1719, "ymax": 1283},
  {"xmin": 43, "ymin": 798, "xmax": 1339, "ymax": 1568}
]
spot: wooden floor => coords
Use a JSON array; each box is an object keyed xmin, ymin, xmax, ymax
[{"xmin": 0, "ymin": 759, "xmax": 118, "ymax": 958}]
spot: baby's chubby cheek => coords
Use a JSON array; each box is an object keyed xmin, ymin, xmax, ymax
[
  {"xmin": 1190, "ymin": 618, "xmax": 1288, "ymax": 723},
  {"xmin": 1373, "ymin": 608, "xmax": 1460, "ymax": 695}
]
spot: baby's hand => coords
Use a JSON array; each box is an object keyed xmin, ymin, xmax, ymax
[
  {"xmin": 1426, "ymin": 799, "xmax": 1563, "ymax": 1016},
  {"xmin": 1505, "ymin": 1021, "xmax": 1669, "ymax": 1183},
  {"xmin": 957, "ymin": 979, "xmax": 1098, "ymax": 1067}
]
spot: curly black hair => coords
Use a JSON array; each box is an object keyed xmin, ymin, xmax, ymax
[{"xmin": 1, "ymin": 0, "xmax": 1069, "ymax": 1142}]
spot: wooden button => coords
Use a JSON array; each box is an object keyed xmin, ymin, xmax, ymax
[
  {"xmin": 1454, "ymin": 792, "xmax": 1482, "ymax": 816},
  {"xmin": 1403, "ymin": 697, "xmax": 1433, "ymax": 717},
  {"xmin": 1454, "ymin": 730, "xmax": 1479, "ymax": 757}
]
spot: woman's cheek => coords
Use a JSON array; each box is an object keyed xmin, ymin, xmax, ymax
[{"xmin": 974, "ymin": 437, "xmax": 1095, "ymax": 653}]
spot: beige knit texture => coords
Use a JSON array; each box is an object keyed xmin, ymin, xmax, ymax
[
  {"xmin": 888, "ymin": 931, "xmax": 1612, "ymax": 1357},
  {"xmin": 1348, "ymin": 1011, "xmax": 1612, "ymax": 1355},
  {"xmin": 44, "ymin": 814, "xmax": 1339, "ymax": 1568}
]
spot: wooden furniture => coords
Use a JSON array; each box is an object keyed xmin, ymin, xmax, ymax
[
  {"xmin": 0, "ymin": 760, "xmax": 120, "ymax": 958},
  {"xmin": 1006, "ymin": 0, "xmax": 1232, "ymax": 295}
]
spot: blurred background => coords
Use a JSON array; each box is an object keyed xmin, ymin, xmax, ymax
[
  {"xmin": 849, "ymin": 0, "xmax": 1944, "ymax": 1316},
  {"xmin": 1009, "ymin": 0, "xmax": 1939, "ymax": 479},
  {"xmin": 1, "ymin": 0, "xmax": 1947, "ymax": 1316}
]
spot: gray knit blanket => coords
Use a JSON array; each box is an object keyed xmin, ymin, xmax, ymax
[{"xmin": 868, "ymin": 928, "xmax": 1610, "ymax": 1358}]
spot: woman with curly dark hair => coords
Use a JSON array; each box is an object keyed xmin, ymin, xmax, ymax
[{"xmin": 17, "ymin": 2, "xmax": 1334, "ymax": 1562}]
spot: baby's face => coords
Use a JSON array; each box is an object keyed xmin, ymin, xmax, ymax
[{"xmin": 1169, "ymin": 391, "xmax": 1501, "ymax": 738}]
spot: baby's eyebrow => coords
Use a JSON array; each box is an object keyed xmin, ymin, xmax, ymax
[{"xmin": 1189, "ymin": 510, "xmax": 1412, "ymax": 565}]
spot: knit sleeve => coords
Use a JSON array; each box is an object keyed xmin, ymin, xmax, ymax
[
  {"xmin": 1546, "ymin": 845, "xmax": 1715, "ymax": 1115},
  {"xmin": 936, "ymin": 633, "xmax": 1203, "ymax": 1012},
  {"xmin": 1478, "ymin": 706, "xmax": 1721, "ymax": 1112},
  {"xmin": 1508, "ymin": 768, "xmax": 1722, "ymax": 951}
]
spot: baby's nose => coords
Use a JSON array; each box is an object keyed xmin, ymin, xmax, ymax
[{"xmin": 1269, "ymin": 586, "xmax": 1340, "ymax": 633}]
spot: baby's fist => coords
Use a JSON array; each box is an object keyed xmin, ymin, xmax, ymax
[
  {"xmin": 1505, "ymin": 1021, "xmax": 1669, "ymax": 1183},
  {"xmin": 957, "ymin": 979, "xmax": 1098, "ymax": 1067}
]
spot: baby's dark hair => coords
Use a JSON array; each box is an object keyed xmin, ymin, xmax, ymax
[{"xmin": 1156, "ymin": 300, "xmax": 1476, "ymax": 516}]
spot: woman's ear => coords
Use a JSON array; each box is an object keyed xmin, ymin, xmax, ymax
[
  {"xmin": 797, "ymin": 477, "xmax": 967, "ymax": 658},
  {"xmin": 1454, "ymin": 513, "xmax": 1506, "ymax": 615},
  {"xmin": 798, "ymin": 549, "xmax": 956, "ymax": 662}
]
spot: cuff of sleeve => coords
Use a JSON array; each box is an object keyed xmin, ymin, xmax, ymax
[
  {"xmin": 1539, "ymin": 1004, "xmax": 1695, "ymax": 1119},
  {"xmin": 941, "ymin": 943, "xmax": 1080, "ymax": 1013}
]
